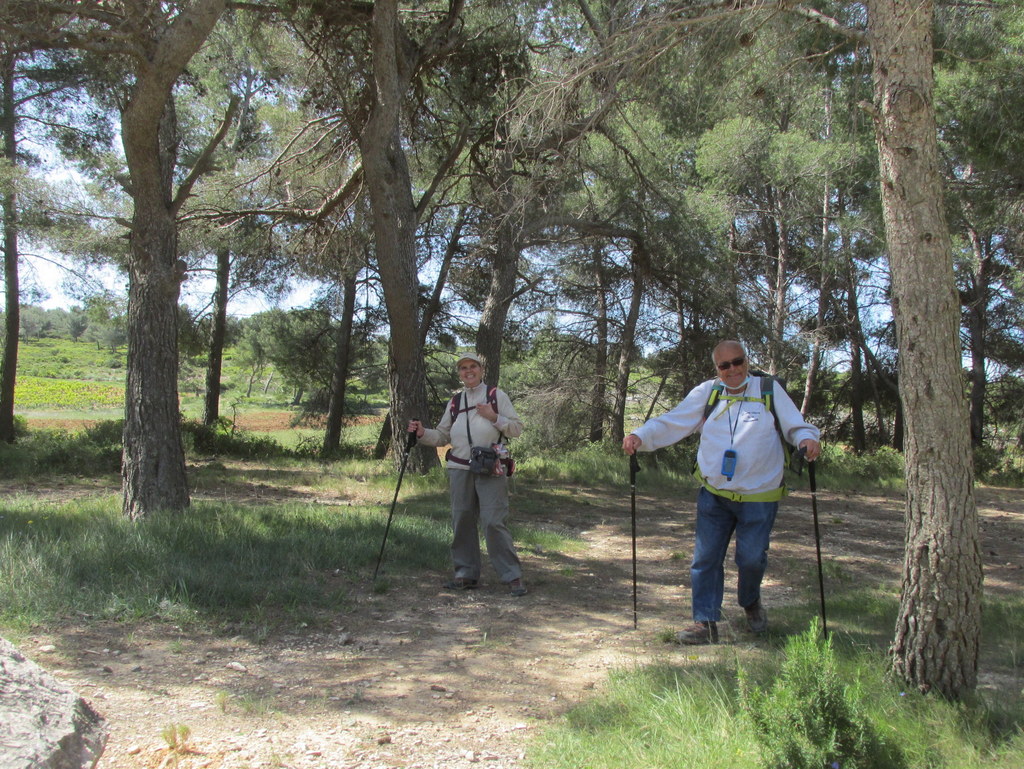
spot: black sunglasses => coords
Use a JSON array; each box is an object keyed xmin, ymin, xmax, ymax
[{"xmin": 716, "ymin": 356, "xmax": 746, "ymax": 371}]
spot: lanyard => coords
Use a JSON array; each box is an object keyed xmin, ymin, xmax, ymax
[{"xmin": 725, "ymin": 398, "xmax": 742, "ymax": 446}]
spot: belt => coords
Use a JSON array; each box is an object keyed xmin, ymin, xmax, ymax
[
  {"xmin": 446, "ymin": 449, "xmax": 469, "ymax": 466},
  {"xmin": 692, "ymin": 465, "xmax": 787, "ymax": 503}
]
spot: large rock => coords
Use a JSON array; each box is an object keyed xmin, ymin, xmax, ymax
[{"xmin": 0, "ymin": 638, "xmax": 107, "ymax": 769}]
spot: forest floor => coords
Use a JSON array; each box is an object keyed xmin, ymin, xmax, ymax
[{"xmin": 17, "ymin": 470, "xmax": 1024, "ymax": 769}]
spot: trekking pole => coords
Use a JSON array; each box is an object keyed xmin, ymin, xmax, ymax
[
  {"xmin": 629, "ymin": 452, "xmax": 641, "ymax": 629},
  {"xmin": 794, "ymin": 446, "xmax": 828, "ymax": 638},
  {"xmin": 372, "ymin": 423, "xmax": 418, "ymax": 581},
  {"xmin": 808, "ymin": 457, "xmax": 828, "ymax": 639}
]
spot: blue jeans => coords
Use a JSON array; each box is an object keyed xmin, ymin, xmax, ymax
[{"xmin": 690, "ymin": 487, "xmax": 778, "ymax": 622}]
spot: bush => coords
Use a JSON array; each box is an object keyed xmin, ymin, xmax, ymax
[
  {"xmin": 739, "ymin": 620, "xmax": 905, "ymax": 769},
  {"xmin": 816, "ymin": 445, "xmax": 905, "ymax": 490},
  {"xmin": 0, "ymin": 421, "xmax": 123, "ymax": 477},
  {"xmin": 974, "ymin": 444, "xmax": 1024, "ymax": 486},
  {"xmin": 181, "ymin": 418, "xmax": 290, "ymax": 459},
  {"xmin": 9, "ymin": 414, "xmax": 29, "ymax": 439}
]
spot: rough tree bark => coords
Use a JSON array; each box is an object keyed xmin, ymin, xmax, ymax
[
  {"xmin": 0, "ymin": 50, "xmax": 20, "ymax": 444},
  {"xmin": 120, "ymin": 0, "xmax": 229, "ymax": 518},
  {"xmin": 868, "ymin": 0, "xmax": 982, "ymax": 698},
  {"xmin": 360, "ymin": 0, "xmax": 461, "ymax": 471}
]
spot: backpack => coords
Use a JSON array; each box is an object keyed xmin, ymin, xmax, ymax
[
  {"xmin": 701, "ymin": 373, "xmax": 795, "ymax": 465},
  {"xmin": 447, "ymin": 386, "xmax": 515, "ymax": 476},
  {"xmin": 449, "ymin": 386, "xmax": 500, "ymax": 423}
]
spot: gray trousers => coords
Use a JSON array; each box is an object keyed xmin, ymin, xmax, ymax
[{"xmin": 447, "ymin": 468, "xmax": 522, "ymax": 583}]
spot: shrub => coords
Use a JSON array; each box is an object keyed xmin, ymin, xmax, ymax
[
  {"xmin": 974, "ymin": 444, "xmax": 1024, "ymax": 486},
  {"xmin": 0, "ymin": 421, "xmax": 123, "ymax": 477},
  {"xmin": 816, "ymin": 445, "xmax": 905, "ymax": 490},
  {"xmin": 739, "ymin": 620, "xmax": 905, "ymax": 769},
  {"xmin": 181, "ymin": 418, "xmax": 290, "ymax": 459}
]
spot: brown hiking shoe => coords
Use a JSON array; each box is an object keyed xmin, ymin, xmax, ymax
[
  {"xmin": 675, "ymin": 621, "xmax": 718, "ymax": 645},
  {"xmin": 744, "ymin": 600, "xmax": 768, "ymax": 633}
]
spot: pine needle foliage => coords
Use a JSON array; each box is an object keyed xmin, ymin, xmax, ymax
[{"xmin": 738, "ymin": 620, "xmax": 906, "ymax": 769}]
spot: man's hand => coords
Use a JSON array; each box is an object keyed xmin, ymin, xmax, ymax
[
  {"xmin": 622, "ymin": 434, "xmax": 642, "ymax": 455},
  {"xmin": 799, "ymin": 439, "xmax": 821, "ymax": 462}
]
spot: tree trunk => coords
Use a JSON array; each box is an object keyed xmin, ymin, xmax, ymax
[
  {"xmin": 802, "ymin": 128, "xmax": 832, "ymax": 418},
  {"xmin": 203, "ymin": 246, "xmax": 231, "ymax": 426},
  {"xmin": 611, "ymin": 263, "xmax": 643, "ymax": 444},
  {"xmin": 0, "ymin": 51, "xmax": 19, "ymax": 444},
  {"xmin": 360, "ymin": 0, "xmax": 433, "ymax": 471},
  {"xmin": 589, "ymin": 247, "xmax": 609, "ymax": 443},
  {"xmin": 323, "ymin": 273, "xmax": 357, "ymax": 455},
  {"xmin": 770, "ymin": 201, "xmax": 789, "ymax": 375},
  {"xmin": 868, "ymin": 0, "xmax": 982, "ymax": 699},
  {"xmin": 963, "ymin": 227, "xmax": 989, "ymax": 447},
  {"xmin": 121, "ymin": 100, "xmax": 190, "ymax": 519},
  {"xmin": 120, "ymin": 0, "xmax": 227, "ymax": 518},
  {"xmin": 475, "ymin": 140, "xmax": 522, "ymax": 388},
  {"xmin": 419, "ymin": 208, "xmax": 465, "ymax": 345},
  {"xmin": 843, "ymin": 237, "xmax": 868, "ymax": 452}
]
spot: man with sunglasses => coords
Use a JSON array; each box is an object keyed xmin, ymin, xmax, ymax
[{"xmin": 622, "ymin": 340, "xmax": 820, "ymax": 644}]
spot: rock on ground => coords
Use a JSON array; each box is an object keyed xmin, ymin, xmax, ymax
[{"xmin": 1, "ymin": 637, "xmax": 107, "ymax": 769}]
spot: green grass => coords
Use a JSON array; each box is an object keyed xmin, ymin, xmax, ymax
[
  {"xmin": 16, "ymin": 338, "xmax": 126, "ymax": 382},
  {"xmin": 0, "ymin": 492, "xmax": 453, "ymax": 635},
  {"xmin": 530, "ymin": 619, "xmax": 1024, "ymax": 769},
  {"xmin": 529, "ymin": 662, "xmax": 758, "ymax": 769}
]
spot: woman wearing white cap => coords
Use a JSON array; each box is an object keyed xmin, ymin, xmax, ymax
[{"xmin": 409, "ymin": 352, "xmax": 527, "ymax": 596}]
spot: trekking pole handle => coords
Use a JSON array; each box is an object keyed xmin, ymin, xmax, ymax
[
  {"xmin": 790, "ymin": 444, "xmax": 808, "ymax": 475},
  {"xmin": 406, "ymin": 419, "xmax": 419, "ymax": 449},
  {"xmin": 629, "ymin": 452, "xmax": 641, "ymax": 480}
]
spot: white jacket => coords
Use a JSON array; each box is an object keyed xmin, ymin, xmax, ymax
[
  {"xmin": 419, "ymin": 382, "xmax": 523, "ymax": 470},
  {"xmin": 632, "ymin": 376, "xmax": 819, "ymax": 495}
]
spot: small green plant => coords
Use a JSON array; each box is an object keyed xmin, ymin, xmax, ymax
[
  {"xmin": 214, "ymin": 690, "xmax": 232, "ymax": 713},
  {"xmin": 161, "ymin": 723, "xmax": 192, "ymax": 753},
  {"xmin": 738, "ymin": 619, "xmax": 905, "ymax": 769},
  {"xmin": 236, "ymin": 691, "xmax": 277, "ymax": 716}
]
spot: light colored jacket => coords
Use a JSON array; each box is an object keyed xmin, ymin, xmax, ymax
[
  {"xmin": 632, "ymin": 376, "xmax": 819, "ymax": 495},
  {"xmin": 419, "ymin": 382, "xmax": 523, "ymax": 470}
]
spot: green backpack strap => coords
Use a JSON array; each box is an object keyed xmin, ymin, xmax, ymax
[
  {"xmin": 703, "ymin": 375, "xmax": 788, "ymax": 454},
  {"xmin": 701, "ymin": 382, "xmax": 725, "ymax": 424},
  {"xmin": 759, "ymin": 375, "xmax": 795, "ymax": 464}
]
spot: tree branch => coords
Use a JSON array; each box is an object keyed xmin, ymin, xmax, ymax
[{"xmin": 172, "ymin": 95, "xmax": 240, "ymax": 214}]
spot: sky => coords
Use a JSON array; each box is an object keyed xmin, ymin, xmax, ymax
[{"xmin": 25, "ymin": 249, "xmax": 319, "ymax": 318}]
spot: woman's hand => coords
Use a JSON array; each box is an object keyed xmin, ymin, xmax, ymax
[
  {"xmin": 408, "ymin": 419, "xmax": 425, "ymax": 438},
  {"xmin": 475, "ymin": 403, "xmax": 498, "ymax": 423}
]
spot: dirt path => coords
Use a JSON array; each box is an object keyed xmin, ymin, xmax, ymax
[{"xmin": 22, "ymin": 482, "xmax": 1024, "ymax": 769}]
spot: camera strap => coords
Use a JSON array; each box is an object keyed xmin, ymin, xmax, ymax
[{"xmin": 463, "ymin": 390, "xmax": 505, "ymax": 447}]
